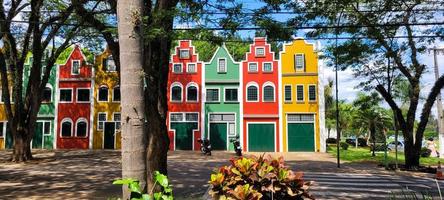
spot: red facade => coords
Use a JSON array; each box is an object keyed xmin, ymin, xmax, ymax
[
  {"xmin": 167, "ymin": 40, "xmax": 203, "ymax": 151},
  {"xmin": 242, "ymin": 37, "xmax": 280, "ymax": 151},
  {"xmin": 56, "ymin": 45, "xmax": 92, "ymax": 149}
]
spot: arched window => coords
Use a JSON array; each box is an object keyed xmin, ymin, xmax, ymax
[
  {"xmin": 61, "ymin": 119, "xmax": 73, "ymax": 137},
  {"xmin": 246, "ymin": 83, "xmax": 258, "ymax": 102},
  {"xmin": 98, "ymin": 86, "xmax": 108, "ymax": 101},
  {"xmin": 263, "ymin": 83, "xmax": 275, "ymax": 102},
  {"xmin": 113, "ymin": 86, "xmax": 121, "ymax": 102},
  {"xmin": 42, "ymin": 84, "xmax": 52, "ymax": 102},
  {"xmin": 186, "ymin": 84, "xmax": 198, "ymax": 102},
  {"xmin": 76, "ymin": 119, "xmax": 88, "ymax": 137},
  {"xmin": 170, "ymin": 83, "xmax": 182, "ymax": 102}
]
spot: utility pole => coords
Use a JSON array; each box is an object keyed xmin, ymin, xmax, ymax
[{"xmin": 431, "ymin": 47, "xmax": 444, "ymax": 156}]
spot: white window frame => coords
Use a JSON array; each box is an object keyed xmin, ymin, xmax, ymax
[
  {"xmin": 169, "ymin": 112, "xmax": 184, "ymax": 122},
  {"xmin": 113, "ymin": 112, "xmax": 121, "ymax": 130},
  {"xmin": 71, "ymin": 59, "xmax": 81, "ymax": 75},
  {"xmin": 217, "ymin": 58, "xmax": 227, "ymax": 73},
  {"xmin": 0, "ymin": 121, "xmax": 7, "ymax": 138},
  {"xmin": 206, "ymin": 88, "xmax": 220, "ymax": 102},
  {"xmin": 308, "ymin": 84, "xmax": 317, "ymax": 102},
  {"xmin": 185, "ymin": 82, "xmax": 199, "ymax": 102},
  {"xmin": 97, "ymin": 85, "xmax": 109, "ymax": 102},
  {"xmin": 75, "ymin": 118, "xmax": 88, "ymax": 137},
  {"xmin": 248, "ymin": 62, "xmax": 258, "ymax": 73},
  {"xmin": 42, "ymin": 84, "xmax": 53, "ymax": 103},
  {"xmin": 60, "ymin": 118, "xmax": 73, "ymax": 137},
  {"xmin": 294, "ymin": 53, "xmax": 305, "ymax": 71},
  {"xmin": 296, "ymin": 84, "xmax": 304, "ymax": 102},
  {"xmin": 186, "ymin": 63, "xmax": 197, "ymax": 73},
  {"xmin": 41, "ymin": 121, "xmax": 51, "ymax": 136},
  {"xmin": 172, "ymin": 63, "xmax": 183, "ymax": 73},
  {"xmin": 246, "ymin": 82, "xmax": 259, "ymax": 102},
  {"xmin": 76, "ymin": 88, "xmax": 91, "ymax": 103},
  {"xmin": 262, "ymin": 82, "xmax": 275, "ymax": 102},
  {"xmin": 97, "ymin": 112, "xmax": 107, "ymax": 131},
  {"xmin": 112, "ymin": 86, "xmax": 120, "ymax": 102},
  {"xmin": 224, "ymin": 87, "xmax": 239, "ymax": 103},
  {"xmin": 228, "ymin": 122, "xmax": 236, "ymax": 136},
  {"xmin": 105, "ymin": 56, "xmax": 117, "ymax": 72},
  {"xmin": 170, "ymin": 82, "xmax": 183, "ymax": 102},
  {"xmin": 255, "ymin": 47, "xmax": 265, "ymax": 57},
  {"xmin": 59, "ymin": 88, "xmax": 73, "ymax": 103},
  {"xmin": 262, "ymin": 62, "xmax": 273, "ymax": 73},
  {"xmin": 284, "ymin": 84, "xmax": 292, "ymax": 102},
  {"xmin": 179, "ymin": 49, "xmax": 190, "ymax": 59},
  {"xmin": 185, "ymin": 112, "xmax": 199, "ymax": 122}
]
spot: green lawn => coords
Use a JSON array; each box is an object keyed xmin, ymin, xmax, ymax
[{"xmin": 327, "ymin": 145, "xmax": 444, "ymax": 166}]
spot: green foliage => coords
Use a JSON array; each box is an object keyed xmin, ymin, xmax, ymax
[
  {"xmin": 340, "ymin": 142, "xmax": 349, "ymax": 150},
  {"xmin": 209, "ymin": 156, "xmax": 313, "ymax": 200},
  {"xmin": 55, "ymin": 46, "xmax": 95, "ymax": 65},
  {"xmin": 113, "ymin": 171, "xmax": 173, "ymax": 200},
  {"xmin": 225, "ymin": 41, "xmax": 250, "ymax": 62}
]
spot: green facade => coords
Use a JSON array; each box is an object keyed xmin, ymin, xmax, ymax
[
  {"xmin": 204, "ymin": 45, "xmax": 240, "ymax": 151},
  {"xmin": 22, "ymin": 56, "xmax": 57, "ymax": 149}
]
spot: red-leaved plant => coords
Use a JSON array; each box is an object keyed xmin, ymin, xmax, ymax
[{"xmin": 209, "ymin": 155, "xmax": 314, "ymax": 200}]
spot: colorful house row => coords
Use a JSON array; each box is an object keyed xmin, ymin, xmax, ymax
[
  {"xmin": 0, "ymin": 45, "xmax": 121, "ymax": 150},
  {"xmin": 167, "ymin": 38, "xmax": 326, "ymax": 152}
]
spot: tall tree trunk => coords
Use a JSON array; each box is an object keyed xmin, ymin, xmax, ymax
[{"xmin": 117, "ymin": 0, "xmax": 147, "ymax": 197}]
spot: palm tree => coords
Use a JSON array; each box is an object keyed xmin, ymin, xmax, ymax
[{"xmin": 353, "ymin": 92, "xmax": 392, "ymax": 156}]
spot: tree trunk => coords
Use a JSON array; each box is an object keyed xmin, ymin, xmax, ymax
[
  {"xmin": 371, "ymin": 125, "xmax": 376, "ymax": 157},
  {"xmin": 11, "ymin": 128, "xmax": 32, "ymax": 162},
  {"xmin": 117, "ymin": 0, "xmax": 148, "ymax": 197}
]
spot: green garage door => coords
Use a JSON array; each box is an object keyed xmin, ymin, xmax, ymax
[
  {"xmin": 288, "ymin": 123, "xmax": 314, "ymax": 152},
  {"xmin": 248, "ymin": 124, "xmax": 275, "ymax": 152},
  {"xmin": 171, "ymin": 122, "xmax": 197, "ymax": 150},
  {"xmin": 209, "ymin": 123, "xmax": 227, "ymax": 150}
]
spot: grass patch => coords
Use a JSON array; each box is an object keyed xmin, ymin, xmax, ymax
[{"xmin": 327, "ymin": 145, "xmax": 444, "ymax": 166}]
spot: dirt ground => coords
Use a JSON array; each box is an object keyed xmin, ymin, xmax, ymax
[{"xmin": 0, "ymin": 150, "xmax": 439, "ymax": 199}]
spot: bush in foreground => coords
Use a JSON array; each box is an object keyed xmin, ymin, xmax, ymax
[
  {"xmin": 209, "ymin": 155, "xmax": 313, "ymax": 200},
  {"xmin": 340, "ymin": 142, "xmax": 349, "ymax": 150}
]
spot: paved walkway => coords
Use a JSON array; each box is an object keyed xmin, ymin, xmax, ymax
[{"xmin": 0, "ymin": 150, "xmax": 442, "ymax": 199}]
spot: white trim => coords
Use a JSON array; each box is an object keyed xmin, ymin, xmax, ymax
[
  {"xmin": 54, "ymin": 64, "xmax": 59, "ymax": 149},
  {"xmin": 285, "ymin": 113, "xmax": 317, "ymax": 152},
  {"xmin": 207, "ymin": 112, "xmax": 237, "ymax": 150},
  {"xmin": 247, "ymin": 62, "xmax": 259, "ymax": 73},
  {"xmin": 60, "ymin": 118, "xmax": 74, "ymax": 137},
  {"xmin": 89, "ymin": 67, "xmax": 95, "ymax": 149},
  {"xmin": 170, "ymin": 82, "xmax": 183, "ymax": 102},
  {"xmin": 0, "ymin": 121, "xmax": 7, "ymax": 138},
  {"xmin": 185, "ymin": 82, "xmax": 199, "ymax": 102},
  {"xmin": 59, "ymin": 88, "xmax": 73, "ymax": 103},
  {"xmin": 75, "ymin": 118, "xmax": 88, "ymax": 138},
  {"xmin": 283, "ymin": 84, "xmax": 292, "ymax": 102},
  {"xmin": 255, "ymin": 47, "xmax": 266, "ymax": 57},
  {"xmin": 245, "ymin": 82, "xmax": 259, "ymax": 102},
  {"xmin": 262, "ymin": 62, "xmax": 273, "ymax": 73},
  {"xmin": 168, "ymin": 112, "xmax": 200, "ymax": 151},
  {"xmin": 42, "ymin": 84, "xmax": 53, "ymax": 103},
  {"xmin": 112, "ymin": 85, "xmax": 121, "ymax": 102},
  {"xmin": 308, "ymin": 84, "xmax": 317, "ymax": 102},
  {"xmin": 246, "ymin": 122, "xmax": 277, "ymax": 152},
  {"xmin": 296, "ymin": 84, "xmax": 304, "ymax": 102},
  {"xmin": 217, "ymin": 58, "xmax": 227, "ymax": 73},
  {"xmin": 71, "ymin": 59, "xmax": 81, "ymax": 75},
  {"xmin": 224, "ymin": 87, "xmax": 239, "ymax": 103},
  {"xmin": 262, "ymin": 82, "xmax": 276, "ymax": 102},
  {"xmin": 113, "ymin": 112, "xmax": 121, "ymax": 130},
  {"xmin": 76, "ymin": 88, "xmax": 91, "ymax": 103},
  {"xmin": 186, "ymin": 63, "xmax": 197, "ymax": 73},
  {"xmin": 294, "ymin": 53, "xmax": 305, "ymax": 72},
  {"xmin": 97, "ymin": 112, "xmax": 107, "ymax": 131},
  {"xmin": 97, "ymin": 85, "xmax": 109, "ymax": 102},
  {"xmin": 172, "ymin": 63, "xmax": 183, "ymax": 73},
  {"xmin": 205, "ymin": 87, "xmax": 220, "ymax": 102},
  {"xmin": 179, "ymin": 49, "xmax": 191, "ymax": 59}
]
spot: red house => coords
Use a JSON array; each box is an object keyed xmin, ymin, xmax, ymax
[
  {"xmin": 56, "ymin": 45, "xmax": 93, "ymax": 149},
  {"xmin": 167, "ymin": 40, "xmax": 202, "ymax": 150},
  {"xmin": 242, "ymin": 37, "xmax": 280, "ymax": 152}
]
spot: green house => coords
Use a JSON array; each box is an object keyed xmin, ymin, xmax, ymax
[
  {"xmin": 204, "ymin": 45, "xmax": 241, "ymax": 150},
  {"xmin": 14, "ymin": 55, "xmax": 58, "ymax": 149}
]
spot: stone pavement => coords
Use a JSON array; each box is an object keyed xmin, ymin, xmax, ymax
[{"xmin": 0, "ymin": 150, "xmax": 442, "ymax": 199}]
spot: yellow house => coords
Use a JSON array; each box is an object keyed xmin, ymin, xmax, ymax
[
  {"xmin": 92, "ymin": 48, "xmax": 121, "ymax": 149},
  {"xmin": 279, "ymin": 39, "xmax": 325, "ymax": 152}
]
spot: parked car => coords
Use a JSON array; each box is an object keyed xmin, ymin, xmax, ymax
[
  {"xmin": 345, "ymin": 138, "xmax": 367, "ymax": 147},
  {"xmin": 387, "ymin": 141, "xmax": 404, "ymax": 152}
]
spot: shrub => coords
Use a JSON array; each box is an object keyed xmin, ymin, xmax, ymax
[
  {"xmin": 113, "ymin": 171, "xmax": 173, "ymax": 200},
  {"xmin": 340, "ymin": 142, "xmax": 349, "ymax": 150},
  {"xmin": 370, "ymin": 144, "xmax": 387, "ymax": 152},
  {"xmin": 326, "ymin": 138, "xmax": 337, "ymax": 144},
  {"xmin": 209, "ymin": 155, "xmax": 313, "ymax": 200},
  {"xmin": 420, "ymin": 147, "xmax": 431, "ymax": 158}
]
